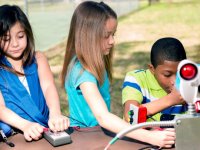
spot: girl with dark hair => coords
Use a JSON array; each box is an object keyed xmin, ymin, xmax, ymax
[{"xmin": 0, "ymin": 5, "xmax": 69, "ymax": 141}]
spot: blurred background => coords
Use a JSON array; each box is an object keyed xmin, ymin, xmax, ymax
[
  {"xmin": 0, "ymin": 0, "xmax": 139, "ymax": 51},
  {"xmin": 1, "ymin": 0, "xmax": 200, "ymax": 117}
]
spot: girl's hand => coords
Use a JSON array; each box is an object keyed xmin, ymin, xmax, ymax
[
  {"xmin": 22, "ymin": 122, "xmax": 44, "ymax": 141},
  {"xmin": 149, "ymin": 128, "xmax": 175, "ymax": 148},
  {"xmin": 48, "ymin": 114, "xmax": 70, "ymax": 132}
]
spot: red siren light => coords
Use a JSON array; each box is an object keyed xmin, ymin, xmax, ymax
[{"xmin": 180, "ymin": 63, "xmax": 198, "ymax": 80}]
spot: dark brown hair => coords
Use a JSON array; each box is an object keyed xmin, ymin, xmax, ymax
[{"xmin": 0, "ymin": 5, "xmax": 35, "ymax": 75}]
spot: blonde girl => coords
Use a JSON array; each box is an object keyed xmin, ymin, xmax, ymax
[{"xmin": 61, "ymin": 1, "xmax": 175, "ymax": 148}]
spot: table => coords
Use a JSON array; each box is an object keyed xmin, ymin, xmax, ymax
[{"xmin": 0, "ymin": 128, "xmax": 175, "ymax": 150}]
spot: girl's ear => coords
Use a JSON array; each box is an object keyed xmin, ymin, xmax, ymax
[{"xmin": 148, "ymin": 64, "xmax": 155, "ymax": 75}]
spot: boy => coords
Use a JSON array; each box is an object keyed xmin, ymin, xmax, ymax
[{"xmin": 122, "ymin": 37, "xmax": 187, "ymax": 122}]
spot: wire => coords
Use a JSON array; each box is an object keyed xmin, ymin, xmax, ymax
[
  {"xmin": 65, "ymin": 115, "xmax": 101, "ymax": 133},
  {"xmin": 104, "ymin": 143, "xmax": 110, "ymax": 150},
  {"xmin": 105, "ymin": 120, "xmax": 176, "ymax": 149},
  {"xmin": 66, "ymin": 115, "xmax": 88, "ymax": 127},
  {"xmin": 0, "ymin": 130, "xmax": 15, "ymax": 147},
  {"xmin": 104, "ymin": 137, "xmax": 118, "ymax": 150},
  {"xmin": 4, "ymin": 140, "xmax": 15, "ymax": 147},
  {"xmin": 138, "ymin": 145, "xmax": 160, "ymax": 150},
  {"xmin": 147, "ymin": 115, "xmax": 156, "ymax": 121},
  {"xmin": 117, "ymin": 121, "xmax": 176, "ymax": 139}
]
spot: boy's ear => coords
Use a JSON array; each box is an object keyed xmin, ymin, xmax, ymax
[{"xmin": 148, "ymin": 64, "xmax": 155, "ymax": 75}]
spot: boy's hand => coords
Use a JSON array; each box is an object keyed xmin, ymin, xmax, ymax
[
  {"xmin": 168, "ymin": 87, "xmax": 185, "ymax": 105},
  {"xmin": 22, "ymin": 122, "xmax": 44, "ymax": 141},
  {"xmin": 48, "ymin": 114, "xmax": 70, "ymax": 133}
]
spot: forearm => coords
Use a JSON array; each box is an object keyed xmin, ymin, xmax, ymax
[
  {"xmin": 0, "ymin": 106, "xmax": 32, "ymax": 131},
  {"xmin": 36, "ymin": 52, "xmax": 62, "ymax": 116},
  {"xmin": 44, "ymin": 86, "xmax": 69, "ymax": 132},
  {"xmin": 98, "ymin": 112, "xmax": 155, "ymax": 143},
  {"xmin": 142, "ymin": 95, "xmax": 172, "ymax": 116},
  {"xmin": 80, "ymin": 83, "xmax": 174, "ymax": 147},
  {"xmin": 44, "ymin": 84, "xmax": 61, "ymax": 116}
]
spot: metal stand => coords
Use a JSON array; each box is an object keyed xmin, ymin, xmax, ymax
[{"xmin": 175, "ymin": 103, "xmax": 200, "ymax": 150}]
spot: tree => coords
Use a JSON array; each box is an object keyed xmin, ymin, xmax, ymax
[{"xmin": 148, "ymin": 0, "xmax": 160, "ymax": 6}]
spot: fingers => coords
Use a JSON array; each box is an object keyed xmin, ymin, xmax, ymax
[
  {"xmin": 48, "ymin": 121, "xmax": 56, "ymax": 132},
  {"xmin": 160, "ymin": 140, "xmax": 175, "ymax": 149},
  {"xmin": 164, "ymin": 128, "xmax": 175, "ymax": 132},
  {"xmin": 48, "ymin": 115, "xmax": 70, "ymax": 132},
  {"xmin": 66, "ymin": 117, "xmax": 70, "ymax": 129},
  {"xmin": 161, "ymin": 129, "xmax": 176, "ymax": 148},
  {"xmin": 24, "ymin": 133, "xmax": 32, "ymax": 141},
  {"xmin": 159, "ymin": 144, "xmax": 173, "ymax": 150},
  {"xmin": 28, "ymin": 128, "xmax": 42, "ymax": 140},
  {"xmin": 164, "ymin": 128, "xmax": 176, "ymax": 138},
  {"xmin": 48, "ymin": 119, "xmax": 63, "ymax": 132},
  {"xmin": 24, "ymin": 123, "xmax": 44, "ymax": 141}
]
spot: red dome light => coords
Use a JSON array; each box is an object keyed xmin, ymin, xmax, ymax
[{"xmin": 180, "ymin": 63, "xmax": 197, "ymax": 80}]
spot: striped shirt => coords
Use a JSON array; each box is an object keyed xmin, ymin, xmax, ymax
[{"xmin": 122, "ymin": 69, "xmax": 187, "ymax": 121}]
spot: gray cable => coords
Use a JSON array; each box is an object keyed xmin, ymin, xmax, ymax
[{"xmin": 116, "ymin": 120, "xmax": 176, "ymax": 139}]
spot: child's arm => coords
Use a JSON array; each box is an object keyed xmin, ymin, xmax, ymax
[
  {"xmin": 143, "ymin": 87, "xmax": 184, "ymax": 115},
  {"xmin": 0, "ymin": 92, "xmax": 44, "ymax": 141},
  {"xmin": 35, "ymin": 52, "xmax": 69, "ymax": 132},
  {"xmin": 124, "ymin": 87, "xmax": 185, "ymax": 120},
  {"xmin": 80, "ymin": 82, "xmax": 175, "ymax": 148}
]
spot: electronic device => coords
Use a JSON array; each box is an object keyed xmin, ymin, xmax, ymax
[
  {"xmin": 174, "ymin": 60, "xmax": 200, "ymax": 150},
  {"xmin": 0, "ymin": 125, "xmax": 15, "ymax": 147},
  {"xmin": 176, "ymin": 59, "xmax": 200, "ymax": 104},
  {"xmin": 195, "ymin": 100, "xmax": 200, "ymax": 113},
  {"xmin": 129, "ymin": 104, "xmax": 147, "ymax": 125},
  {"xmin": 105, "ymin": 60, "xmax": 200, "ymax": 150},
  {"xmin": 43, "ymin": 128, "xmax": 72, "ymax": 147}
]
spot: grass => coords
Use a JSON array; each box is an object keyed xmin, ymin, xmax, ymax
[{"xmin": 45, "ymin": 0, "xmax": 200, "ymax": 117}]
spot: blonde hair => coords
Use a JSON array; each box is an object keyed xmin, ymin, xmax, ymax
[{"xmin": 61, "ymin": 1, "xmax": 117, "ymax": 86}]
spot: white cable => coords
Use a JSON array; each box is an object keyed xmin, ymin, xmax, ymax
[{"xmin": 116, "ymin": 120, "xmax": 176, "ymax": 139}]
